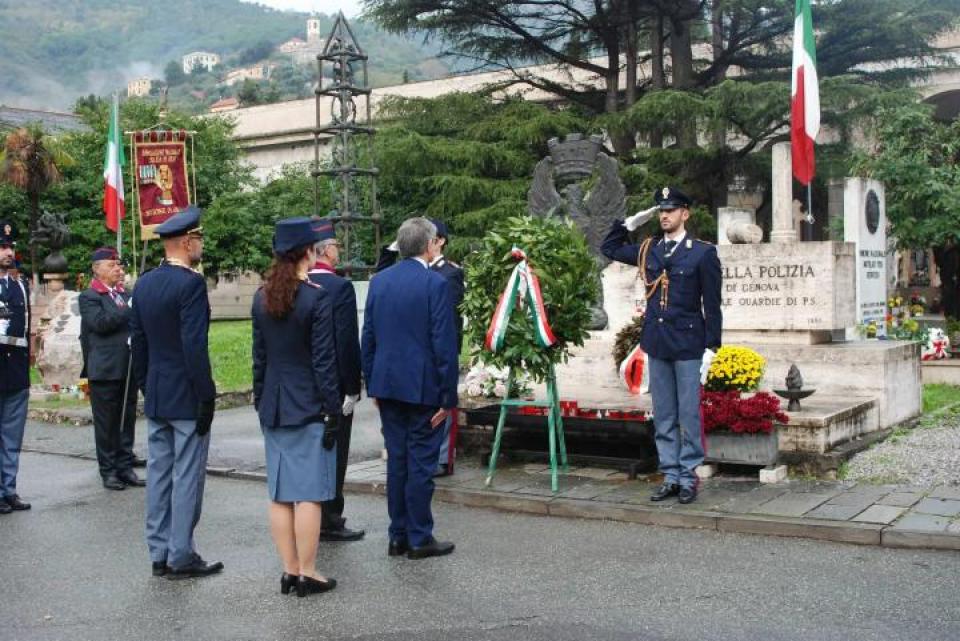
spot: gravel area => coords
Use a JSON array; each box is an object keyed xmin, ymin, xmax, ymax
[{"xmin": 846, "ymin": 407, "xmax": 960, "ymax": 487}]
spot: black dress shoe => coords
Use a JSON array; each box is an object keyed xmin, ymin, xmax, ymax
[
  {"xmin": 388, "ymin": 540, "xmax": 409, "ymax": 557},
  {"xmin": 0, "ymin": 501, "xmax": 11, "ymax": 515},
  {"xmin": 166, "ymin": 557, "xmax": 224, "ymax": 580},
  {"xmin": 320, "ymin": 526, "xmax": 365, "ymax": 542},
  {"xmin": 650, "ymin": 483, "xmax": 680, "ymax": 502},
  {"xmin": 678, "ymin": 486, "xmax": 698, "ymax": 504},
  {"xmin": 4, "ymin": 494, "xmax": 31, "ymax": 510},
  {"xmin": 407, "ymin": 538, "xmax": 455, "ymax": 560},
  {"xmin": 117, "ymin": 470, "xmax": 146, "ymax": 487},
  {"xmin": 103, "ymin": 476, "xmax": 127, "ymax": 491},
  {"xmin": 296, "ymin": 575, "xmax": 337, "ymax": 597},
  {"xmin": 131, "ymin": 456, "xmax": 147, "ymax": 468},
  {"xmin": 152, "ymin": 561, "xmax": 170, "ymax": 577},
  {"xmin": 280, "ymin": 573, "xmax": 299, "ymax": 595}
]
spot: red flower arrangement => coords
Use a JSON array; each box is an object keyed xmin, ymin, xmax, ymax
[{"xmin": 701, "ymin": 390, "xmax": 788, "ymax": 435}]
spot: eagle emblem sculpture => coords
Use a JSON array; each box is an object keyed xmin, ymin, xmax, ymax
[{"xmin": 527, "ymin": 134, "xmax": 626, "ymax": 330}]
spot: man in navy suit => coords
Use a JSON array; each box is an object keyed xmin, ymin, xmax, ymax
[
  {"xmin": 79, "ymin": 247, "xmax": 144, "ymax": 491},
  {"xmin": 0, "ymin": 222, "xmax": 31, "ymax": 514},
  {"xmin": 602, "ymin": 187, "xmax": 723, "ymax": 505},
  {"xmin": 361, "ymin": 217, "xmax": 459, "ymax": 560},
  {"xmin": 308, "ymin": 217, "xmax": 365, "ymax": 542},
  {"xmin": 130, "ymin": 206, "xmax": 223, "ymax": 579}
]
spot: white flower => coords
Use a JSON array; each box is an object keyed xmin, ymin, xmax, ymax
[{"xmin": 493, "ymin": 381, "xmax": 507, "ymax": 397}]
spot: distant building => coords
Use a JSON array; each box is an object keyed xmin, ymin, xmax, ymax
[
  {"xmin": 277, "ymin": 16, "xmax": 326, "ymax": 65},
  {"xmin": 127, "ymin": 77, "xmax": 152, "ymax": 97},
  {"xmin": 182, "ymin": 51, "xmax": 221, "ymax": 74},
  {"xmin": 209, "ymin": 97, "xmax": 240, "ymax": 113},
  {"xmin": 224, "ymin": 64, "xmax": 271, "ymax": 87},
  {"xmin": 0, "ymin": 106, "xmax": 88, "ymax": 134}
]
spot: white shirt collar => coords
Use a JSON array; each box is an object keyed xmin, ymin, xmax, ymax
[
  {"xmin": 429, "ymin": 254, "xmax": 444, "ymax": 267},
  {"xmin": 412, "ymin": 257, "xmax": 429, "ymax": 269},
  {"xmin": 663, "ymin": 230, "xmax": 686, "ymax": 244}
]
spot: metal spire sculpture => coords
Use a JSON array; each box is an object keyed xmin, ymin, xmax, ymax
[{"xmin": 313, "ymin": 11, "xmax": 381, "ymax": 278}]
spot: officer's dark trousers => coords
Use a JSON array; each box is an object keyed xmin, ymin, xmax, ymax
[
  {"xmin": 0, "ymin": 388, "xmax": 29, "ymax": 498},
  {"xmin": 379, "ymin": 399, "xmax": 444, "ymax": 548},
  {"xmin": 89, "ymin": 379, "xmax": 137, "ymax": 480},
  {"xmin": 321, "ymin": 410, "xmax": 353, "ymax": 530}
]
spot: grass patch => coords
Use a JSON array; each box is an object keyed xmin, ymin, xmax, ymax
[
  {"xmin": 922, "ymin": 383, "xmax": 960, "ymax": 414},
  {"xmin": 209, "ymin": 320, "xmax": 253, "ymax": 392},
  {"xmin": 31, "ymin": 396, "xmax": 91, "ymax": 410}
]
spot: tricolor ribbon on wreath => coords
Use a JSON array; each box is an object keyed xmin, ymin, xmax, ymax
[{"xmin": 484, "ymin": 247, "xmax": 557, "ymax": 353}]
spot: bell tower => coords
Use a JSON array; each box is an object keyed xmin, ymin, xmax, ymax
[{"xmin": 306, "ymin": 15, "xmax": 321, "ymax": 43}]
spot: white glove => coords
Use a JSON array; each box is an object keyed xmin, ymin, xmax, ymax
[
  {"xmin": 342, "ymin": 394, "xmax": 360, "ymax": 416},
  {"xmin": 625, "ymin": 205, "xmax": 659, "ymax": 232},
  {"xmin": 387, "ymin": 240, "xmax": 399, "ymax": 252},
  {"xmin": 700, "ymin": 348, "xmax": 716, "ymax": 386}
]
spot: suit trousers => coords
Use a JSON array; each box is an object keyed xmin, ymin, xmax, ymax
[
  {"xmin": 89, "ymin": 379, "xmax": 137, "ymax": 479},
  {"xmin": 436, "ymin": 413, "xmax": 453, "ymax": 470},
  {"xmin": 648, "ymin": 357, "xmax": 704, "ymax": 488},
  {"xmin": 379, "ymin": 399, "xmax": 444, "ymax": 548},
  {"xmin": 145, "ymin": 418, "xmax": 210, "ymax": 569},
  {"xmin": 0, "ymin": 388, "xmax": 29, "ymax": 498},
  {"xmin": 321, "ymin": 410, "xmax": 353, "ymax": 530}
]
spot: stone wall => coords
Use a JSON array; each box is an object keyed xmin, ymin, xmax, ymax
[{"xmin": 207, "ymin": 271, "xmax": 262, "ymax": 320}]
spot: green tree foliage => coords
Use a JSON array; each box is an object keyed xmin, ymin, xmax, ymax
[
  {"xmin": 164, "ymin": 60, "xmax": 187, "ymax": 87},
  {"xmin": 374, "ymin": 93, "xmax": 591, "ymax": 259},
  {"xmin": 461, "ymin": 216, "xmax": 599, "ymax": 382}
]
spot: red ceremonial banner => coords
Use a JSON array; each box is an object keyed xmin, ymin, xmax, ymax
[{"xmin": 134, "ymin": 136, "xmax": 190, "ymax": 235}]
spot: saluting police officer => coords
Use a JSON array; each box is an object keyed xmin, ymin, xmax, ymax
[
  {"xmin": 427, "ymin": 219, "xmax": 464, "ymax": 477},
  {"xmin": 0, "ymin": 222, "xmax": 31, "ymax": 515},
  {"xmin": 307, "ymin": 218, "xmax": 365, "ymax": 542},
  {"xmin": 602, "ymin": 187, "xmax": 722, "ymax": 505},
  {"xmin": 130, "ymin": 206, "xmax": 223, "ymax": 579}
]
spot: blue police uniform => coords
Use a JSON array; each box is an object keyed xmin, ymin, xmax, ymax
[
  {"xmin": 361, "ymin": 257, "xmax": 459, "ymax": 549},
  {"xmin": 130, "ymin": 207, "xmax": 219, "ymax": 573},
  {"xmin": 307, "ymin": 218, "xmax": 363, "ymax": 532},
  {"xmin": 0, "ymin": 222, "xmax": 31, "ymax": 512},
  {"xmin": 602, "ymin": 187, "xmax": 722, "ymax": 493},
  {"xmin": 429, "ymin": 253, "xmax": 464, "ymax": 472},
  {"xmin": 252, "ymin": 279, "xmax": 340, "ymax": 502}
]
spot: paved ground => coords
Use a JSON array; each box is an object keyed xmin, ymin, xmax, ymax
[{"xmin": 4, "ymin": 452, "xmax": 960, "ymax": 641}]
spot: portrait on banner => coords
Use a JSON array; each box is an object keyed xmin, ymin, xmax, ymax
[{"xmin": 133, "ymin": 132, "xmax": 191, "ymax": 234}]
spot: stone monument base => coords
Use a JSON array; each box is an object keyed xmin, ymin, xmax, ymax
[{"xmin": 35, "ymin": 289, "xmax": 84, "ymax": 389}]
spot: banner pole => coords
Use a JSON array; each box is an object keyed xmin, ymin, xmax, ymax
[
  {"xmin": 115, "ymin": 93, "xmax": 122, "ymax": 258},
  {"xmin": 128, "ymin": 132, "xmax": 138, "ymax": 275}
]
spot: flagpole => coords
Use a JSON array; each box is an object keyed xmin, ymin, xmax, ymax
[{"xmin": 114, "ymin": 93, "xmax": 122, "ymax": 258}]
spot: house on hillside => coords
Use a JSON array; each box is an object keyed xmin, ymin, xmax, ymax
[
  {"xmin": 183, "ymin": 51, "xmax": 221, "ymax": 74},
  {"xmin": 278, "ymin": 37, "xmax": 307, "ymax": 54},
  {"xmin": 209, "ymin": 97, "xmax": 240, "ymax": 113},
  {"xmin": 127, "ymin": 77, "xmax": 152, "ymax": 98},
  {"xmin": 277, "ymin": 16, "xmax": 326, "ymax": 66},
  {"xmin": 224, "ymin": 64, "xmax": 272, "ymax": 87}
]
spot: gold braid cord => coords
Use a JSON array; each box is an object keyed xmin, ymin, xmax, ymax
[{"xmin": 637, "ymin": 237, "xmax": 669, "ymax": 310}]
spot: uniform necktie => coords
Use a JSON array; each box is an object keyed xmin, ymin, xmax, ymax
[
  {"xmin": 111, "ymin": 290, "xmax": 126, "ymax": 308},
  {"xmin": 665, "ymin": 240, "xmax": 678, "ymax": 256}
]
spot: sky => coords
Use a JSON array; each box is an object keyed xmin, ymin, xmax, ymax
[{"xmin": 240, "ymin": 0, "xmax": 364, "ymax": 17}]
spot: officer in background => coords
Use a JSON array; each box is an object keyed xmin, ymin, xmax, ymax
[
  {"xmin": 602, "ymin": 187, "xmax": 722, "ymax": 505},
  {"xmin": 427, "ymin": 219, "xmax": 464, "ymax": 477},
  {"xmin": 79, "ymin": 247, "xmax": 144, "ymax": 491},
  {"xmin": 130, "ymin": 206, "xmax": 222, "ymax": 579},
  {"xmin": 0, "ymin": 222, "xmax": 31, "ymax": 514},
  {"xmin": 307, "ymin": 218, "xmax": 365, "ymax": 542}
]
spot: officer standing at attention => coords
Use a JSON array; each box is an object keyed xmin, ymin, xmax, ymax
[
  {"xmin": 0, "ymin": 222, "xmax": 31, "ymax": 515},
  {"xmin": 130, "ymin": 205, "xmax": 222, "ymax": 579},
  {"xmin": 602, "ymin": 187, "xmax": 722, "ymax": 505},
  {"xmin": 426, "ymin": 219, "xmax": 464, "ymax": 477},
  {"xmin": 79, "ymin": 247, "xmax": 144, "ymax": 491},
  {"xmin": 307, "ymin": 218, "xmax": 365, "ymax": 542}
]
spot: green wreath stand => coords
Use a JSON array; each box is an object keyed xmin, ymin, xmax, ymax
[{"xmin": 485, "ymin": 364, "xmax": 569, "ymax": 493}]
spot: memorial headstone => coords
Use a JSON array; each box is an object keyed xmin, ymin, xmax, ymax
[{"xmin": 843, "ymin": 178, "xmax": 888, "ymax": 338}]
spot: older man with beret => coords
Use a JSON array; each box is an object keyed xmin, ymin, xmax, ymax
[{"xmin": 79, "ymin": 247, "xmax": 144, "ymax": 491}]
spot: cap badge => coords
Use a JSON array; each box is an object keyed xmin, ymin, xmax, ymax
[{"xmin": 662, "ymin": 187, "xmax": 670, "ymax": 199}]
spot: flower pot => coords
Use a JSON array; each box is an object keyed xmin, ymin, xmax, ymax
[{"xmin": 705, "ymin": 429, "xmax": 779, "ymax": 466}]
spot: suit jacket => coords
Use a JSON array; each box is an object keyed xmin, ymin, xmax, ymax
[
  {"xmin": 361, "ymin": 258, "xmax": 459, "ymax": 409},
  {"xmin": 602, "ymin": 220, "xmax": 722, "ymax": 361},
  {"xmin": 430, "ymin": 256, "xmax": 465, "ymax": 352},
  {"xmin": 307, "ymin": 267, "xmax": 362, "ymax": 398},
  {"xmin": 0, "ymin": 275, "xmax": 30, "ymax": 392},
  {"xmin": 129, "ymin": 262, "xmax": 216, "ymax": 420},
  {"xmin": 78, "ymin": 281, "xmax": 131, "ymax": 381},
  {"xmin": 252, "ymin": 281, "xmax": 341, "ymax": 428}
]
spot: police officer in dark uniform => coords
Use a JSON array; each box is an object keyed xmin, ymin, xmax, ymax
[
  {"xmin": 602, "ymin": 187, "xmax": 722, "ymax": 504},
  {"xmin": 307, "ymin": 218, "xmax": 365, "ymax": 542},
  {"xmin": 0, "ymin": 222, "xmax": 31, "ymax": 514},
  {"xmin": 426, "ymin": 220, "xmax": 464, "ymax": 476},
  {"xmin": 130, "ymin": 205, "xmax": 222, "ymax": 579},
  {"xmin": 79, "ymin": 247, "xmax": 144, "ymax": 491}
]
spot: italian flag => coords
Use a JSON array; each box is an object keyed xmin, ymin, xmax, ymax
[
  {"xmin": 102, "ymin": 95, "xmax": 126, "ymax": 232},
  {"xmin": 790, "ymin": 0, "xmax": 820, "ymax": 186}
]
